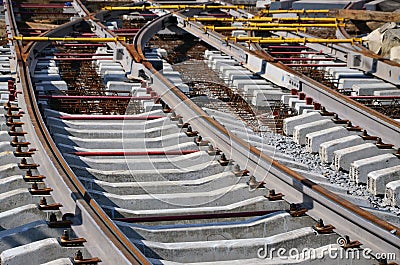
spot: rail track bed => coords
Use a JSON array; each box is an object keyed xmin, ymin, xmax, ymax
[{"xmin": 1, "ymin": 0, "xmax": 400, "ymax": 264}]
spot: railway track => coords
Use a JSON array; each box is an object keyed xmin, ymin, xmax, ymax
[{"xmin": 1, "ymin": 0, "xmax": 399, "ymax": 264}]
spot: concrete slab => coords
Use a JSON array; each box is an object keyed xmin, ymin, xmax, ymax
[
  {"xmin": 0, "ymin": 163, "xmax": 24, "ymax": 177},
  {"xmin": 288, "ymin": 98, "xmax": 306, "ymax": 109},
  {"xmin": 333, "ymin": 143, "xmax": 395, "ymax": 171},
  {"xmin": 319, "ymin": 135, "xmax": 365, "ymax": 164},
  {"xmin": 367, "ymin": 165, "xmax": 400, "ymax": 195},
  {"xmin": 0, "ymin": 238, "xmax": 89, "ymax": 265},
  {"xmin": 352, "ymin": 83, "xmax": 397, "ymax": 96},
  {"xmin": 92, "ymin": 183, "xmax": 265, "ymax": 210},
  {"xmin": 105, "ymin": 196, "xmax": 286, "ymax": 222},
  {"xmin": 33, "ymin": 73, "xmax": 61, "ymax": 82},
  {"xmin": 0, "ymin": 221, "xmax": 66, "ymax": 253},
  {"xmin": 293, "ymin": 119, "xmax": 335, "ymax": 145},
  {"xmin": 374, "ymin": 89, "xmax": 400, "ymax": 96},
  {"xmin": 385, "ymin": 180, "xmax": 400, "ymax": 207},
  {"xmin": 41, "ymin": 258, "xmax": 73, "ymax": 265},
  {"xmin": 131, "ymin": 227, "xmax": 336, "ymax": 263},
  {"xmin": 252, "ymin": 90, "xmax": 287, "ymax": 106},
  {"xmin": 80, "ymin": 171, "xmax": 238, "ymax": 195},
  {"xmin": 0, "ymin": 175, "xmax": 25, "ymax": 194},
  {"xmin": 0, "ymin": 204, "xmax": 47, "ymax": 229},
  {"xmin": 35, "ymin": 80, "xmax": 68, "ymax": 91},
  {"xmin": 71, "ymin": 161, "xmax": 225, "ymax": 183},
  {"xmin": 349, "ymin": 154, "xmax": 399, "ymax": 184},
  {"xmin": 58, "ymin": 141, "xmax": 197, "ymax": 155},
  {"xmin": 0, "ymin": 188, "xmax": 38, "ymax": 212},
  {"xmin": 119, "ymin": 212, "xmax": 314, "ymax": 243},
  {"xmin": 64, "ymin": 150, "xmax": 214, "ymax": 171},
  {"xmin": 305, "ymin": 126, "xmax": 350, "ymax": 153},
  {"xmin": 283, "ymin": 112, "xmax": 329, "ymax": 136},
  {"xmin": 232, "ymin": 79, "xmax": 268, "ymax": 90},
  {"xmin": 295, "ymin": 103, "xmax": 315, "ymax": 114},
  {"xmin": 281, "ymin": 95, "xmax": 297, "ymax": 105},
  {"xmin": 52, "ymin": 132, "xmax": 192, "ymax": 149},
  {"xmin": 337, "ymin": 78, "xmax": 381, "ymax": 90}
]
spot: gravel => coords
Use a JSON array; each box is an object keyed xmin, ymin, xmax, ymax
[{"xmin": 258, "ymin": 127, "xmax": 400, "ymax": 216}]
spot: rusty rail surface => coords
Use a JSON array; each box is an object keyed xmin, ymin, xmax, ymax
[
  {"xmin": 6, "ymin": 0, "xmax": 151, "ymax": 263},
  {"xmin": 128, "ymin": 10, "xmax": 400, "ymax": 257}
]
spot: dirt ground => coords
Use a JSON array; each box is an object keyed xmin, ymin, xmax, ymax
[{"xmin": 0, "ymin": 20, "xmax": 6, "ymax": 46}]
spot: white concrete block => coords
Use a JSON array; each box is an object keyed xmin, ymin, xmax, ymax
[
  {"xmin": 368, "ymin": 165, "xmax": 400, "ymax": 195},
  {"xmin": 232, "ymin": 79, "xmax": 268, "ymax": 90},
  {"xmin": 349, "ymin": 154, "xmax": 399, "ymax": 184},
  {"xmin": 337, "ymin": 78, "xmax": 381, "ymax": 90},
  {"xmin": 293, "ymin": 119, "xmax": 334, "ymax": 145},
  {"xmin": 319, "ymin": 135, "xmax": 364, "ymax": 163},
  {"xmin": 333, "ymin": 143, "xmax": 394, "ymax": 171},
  {"xmin": 283, "ymin": 112, "xmax": 329, "ymax": 136},
  {"xmin": 288, "ymin": 98, "xmax": 306, "ymax": 109},
  {"xmin": 251, "ymin": 90, "xmax": 286, "ymax": 106},
  {"xmin": 352, "ymin": 83, "xmax": 396, "ymax": 96},
  {"xmin": 305, "ymin": 126, "xmax": 349, "ymax": 153},
  {"xmin": 295, "ymin": 103, "xmax": 315, "ymax": 114},
  {"xmin": 282, "ymin": 95, "xmax": 297, "ymax": 104},
  {"xmin": 385, "ymin": 180, "xmax": 400, "ymax": 207},
  {"xmin": 33, "ymin": 73, "xmax": 61, "ymax": 82},
  {"xmin": 374, "ymin": 89, "xmax": 400, "ymax": 96}
]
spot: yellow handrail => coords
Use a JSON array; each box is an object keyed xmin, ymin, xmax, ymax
[
  {"xmin": 11, "ymin": 36, "xmax": 126, "ymax": 42},
  {"xmin": 225, "ymin": 36, "xmax": 363, "ymax": 44},
  {"xmin": 102, "ymin": 5, "xmax": 245, "ymax": 11},
  {"xmin": 186, "ymin": 17, "xmax": 344, "ymax": 22},
  {"xmin": 203, "ymin": 25, "xmax": 307, "ymax": 33},
  {"xmin": 261, "ymin": 9, "xmax": 330, "ymax": 14}
]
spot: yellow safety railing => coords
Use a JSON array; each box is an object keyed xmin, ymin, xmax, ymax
[
  {"xmin": 225, "ymin": 36, "xmax": 363, "ymax": 44},
  {"xmin": 186, "ymin": 17, "xmax": 344, "ymax": 23},
  {"xmin": 11, "ymin": 36, "xmax": 126, "ymax": 42},
  {"xmin": 246, "ymin": 22, "xmax": 345, "ymax": 28},
  {"xmin": 203, "ymin": 25, "xmax": 307, "ymax": 33},
  {"xmin": 102, "ymin": 5, "xmax": 244, "ymax": 11},
  {"xmin": 261, "ymin": 9, "xmax": 330, "ymax": 14}
]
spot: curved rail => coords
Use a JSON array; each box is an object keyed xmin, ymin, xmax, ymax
[
  {"xmin": 337, "ymin": 9, "xmax": 400, "ymax": 68},
  {"xmin": 128, "ymin": 10, "xmax": 400, "ymax": 257},
  {"xmin": 6, "ymin": 0, "xmax": 151, "ymax": 264},
  {"xmin": 177, "ymin": 10, "xmax": 400, "ymax": 148}
]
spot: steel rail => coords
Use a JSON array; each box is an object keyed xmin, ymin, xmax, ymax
[
  {"xmin": 178, "ymin": 13, "xmax": 400, "ymax": 148},
  {"xmin": 130, "ymin": 11, "xmax": 400, "ymax": 259},
  {"xmin": 6, "ymin": 0, "xmax": 152, "ymax": 263},
  {"xmin": 337, "ymin": 15, "xmax": 400, "ymax": 68}
]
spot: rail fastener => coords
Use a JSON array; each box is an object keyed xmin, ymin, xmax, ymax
[
  {"xmin": 29, "ymin": 182, "xmax": 53, "ymax": 195},
  {"xmin": 10, "ymin": 136, "xmax": 31, "ymax": 147},
  {"xmin": 195, "ymin": 135, "xmax": 210, "ymax": 146},
  {"xmin": 59, "ymin": 230, "xmax": 86, "ymax": 247},
  {"xmin": 47, "ymin": 213, "xmax": 72, "ymax": 228},
  {"xmin": 265, "ymin": 189, "xmax": 284, "ymax": 201},
  {"xmin": 23, "ymin": 169, "xmax": 46, "ymax": 182},
  {"xmin": 207, "ymin": 144, "xmax": 221, "ymax": 156},
  {"xmin": 312, "ymin": 219, "xmax": 335, "ymax": 234},
  {"xmin": 73, "ymin": 250, "xmax": 101, "ymax": 264},
  {"xmin": 185, "ymin": 125, "xmax": 199, "ymax": 137},
  {"xmin": 339, "ymin": 235, "xmax": 363, "ymax": 249},
  {"xmin": 13, "ymin": 145, "xmax": 35, "ymax": 157},
  {"xmin": 247, "ymin": 175, "xmax": 266, "ymax": 189},
  {"xmin": 18, "ymin": 158, "xmax": 39, "ymax": 169},
  {"xmin": 289, "ymin": 203, "xmax": 308, "ymax": 217},
  {"xmin": 232, "ymin": 164, "xmax": 249, "ymax": 177},
  {"xmin": 38, "ymin": 197, "xmax": 63, "ymax": 211}
]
